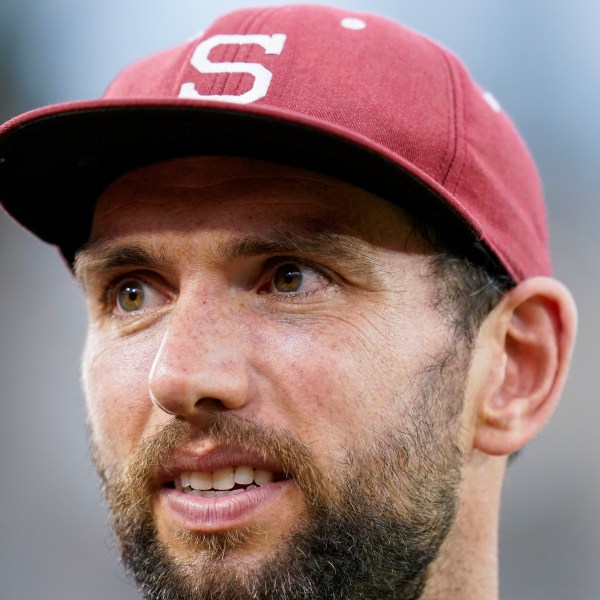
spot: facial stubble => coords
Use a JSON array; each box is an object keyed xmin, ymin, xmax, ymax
[{"xmin": 90, "ymin": 347, "xmax": 467, "ymax": 600}]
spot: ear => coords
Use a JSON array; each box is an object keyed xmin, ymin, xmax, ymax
[{"xmin": 473, "ymin": 276, "xmax": 577, "ymax": 456}]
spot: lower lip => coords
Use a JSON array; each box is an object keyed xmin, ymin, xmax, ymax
[{"xmin": 157, "ymin": 480, "xmax": 295, "ymax": 533}]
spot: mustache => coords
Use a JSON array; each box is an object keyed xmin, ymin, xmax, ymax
[{"xmin": 102, "ymin": 412, "xmax": 330, "ymax": 520}]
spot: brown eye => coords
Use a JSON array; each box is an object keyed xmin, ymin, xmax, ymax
[
  {"xmin": 117, "ymin": 281, "xmax": 145, "ymax": 312},
  {"xmin": 264, "ymin": 261, "xmax": 333, "ymax": 298},
  {"xmin": 111, "ymin": 278, "xmax": 169, "ymax": 316},
  {"xmin": 273, "ymin": 263, "xmax": 304, "ymax": 293}
]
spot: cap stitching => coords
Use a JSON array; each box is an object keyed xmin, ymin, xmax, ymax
[
  {"xmin": 172, "ymin": 40, "xmax": 201, "ymax": 97},
  {"xmin": 185, "ymin": 8, "xmax": 273, "ymax": 99},
  {"xmin": 231, "ymin": 7, "xmax": 279, "ymax": 98},
  {"xmin": 216, "ymin": 9, "xmax": 255, "ymax": 96},
  {"xmin": 212, "ymin": 13, "xmax": 251, "ymax": 96},
  {"xmin": 439, "ymin": 50, "xmax": 468, "ymax": 197}
]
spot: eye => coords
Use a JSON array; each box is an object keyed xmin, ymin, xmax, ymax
[
  {"xmin": 263, "ymin": 261, "xmax": 331, "ymax": 296},
  {"xmin": 273, "ymin": 263, "xmax": 303, "ymax": 293},
  {"xmin": 114, "ymin": 278, "xmax": 165, "ymax": 314}
]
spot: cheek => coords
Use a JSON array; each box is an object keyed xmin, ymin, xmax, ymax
[
  {"xmin": 82, "ymin": 326, "xmax": 161, "ymax": 467},
  {"xmin": 255, "ymin": 310, "xmax": 422, "ymax": 448}
]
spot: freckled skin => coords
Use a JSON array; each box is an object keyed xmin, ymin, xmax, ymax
[{"xmin": 80, "ymin": 156, "xmax": 463, "ymax": 570}]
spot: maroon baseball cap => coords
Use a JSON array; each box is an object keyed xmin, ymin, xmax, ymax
[{"xmin": 0, "ymin": 4, "xmax": 549, "ymax": 281}]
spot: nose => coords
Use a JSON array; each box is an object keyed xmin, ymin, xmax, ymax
[{"xmin": 148, "ymin": 296, "xmax": 252, "ymax": 420}]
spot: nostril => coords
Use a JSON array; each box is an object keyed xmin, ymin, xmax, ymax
[{"xmin": 193, "ymin": 397, "xmax": 225, "ymax": 411}]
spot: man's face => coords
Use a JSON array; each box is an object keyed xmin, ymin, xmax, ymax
[{"xmin": 77, "ymin": 156, "xmax": 471, "ymax": 599}]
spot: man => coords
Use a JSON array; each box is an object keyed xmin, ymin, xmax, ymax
[{"xmin": 0, "ymin": 4, "xmax": 577, "ymax": 600}]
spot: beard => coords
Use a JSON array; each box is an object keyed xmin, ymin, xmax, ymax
[{"xmin": 90, "ymin": 346, "xmax": 468, "ymax": 600}]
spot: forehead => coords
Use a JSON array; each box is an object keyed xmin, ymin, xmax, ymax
[{"xmin": 90, "ymin": 156, "xmax": 417, "ymax": 249}]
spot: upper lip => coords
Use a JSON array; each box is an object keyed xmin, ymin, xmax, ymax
[{"xmin": 155, "ymin": 444, "xmax": 288, "ymax": 487}]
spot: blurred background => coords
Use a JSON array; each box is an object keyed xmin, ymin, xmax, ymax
[{"xmin": 0, "ymin": 1, "xmax": 598, "ymax": 598}]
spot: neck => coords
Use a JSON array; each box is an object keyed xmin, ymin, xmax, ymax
[{"xmin": 421, "ymin": 452, "xmax": 507, "ymax": 600}]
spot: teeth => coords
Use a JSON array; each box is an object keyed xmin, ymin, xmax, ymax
[
  {"xmin": 190, "ymin": 472, "xmax": 212, "ymax": 491},
  {"xmin": 234, "ymin": 465, "xmax": 254, "ymax": 485},
  {"xmin": 178, "ymin": 466, "xmax": 276, "ymax": 494},
  {"xmin": 254, "ymin": 469, "xmax": 274, "ymax": 486},
  {"xmin": 212, "ymin": 467, "xmax": 235, "ymax": 491}
]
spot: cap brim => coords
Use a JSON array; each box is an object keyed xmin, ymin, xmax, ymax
[{"xmin": 0, "ymin": 98, "xmax": 483, "ymax": 268}]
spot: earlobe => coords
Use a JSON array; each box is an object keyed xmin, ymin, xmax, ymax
[{"xmin": 473, "ymin": 277, "xmax": 577, "ymax": 456}]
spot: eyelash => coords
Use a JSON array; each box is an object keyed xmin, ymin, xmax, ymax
[
  {"xmin": 96, "ymin": 256, "xmax": 337, "ymax": 316},
  {"xmin": 100, "ymin": 271, "xmax": 166, "ymax": 317},
  {"xmin": 259, "ymin": 257, "xmax": 336, "ymax": 300}
]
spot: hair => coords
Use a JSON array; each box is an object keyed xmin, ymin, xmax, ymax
[
  {"xmin": 429, "ymin": 249, "xmax": 515, "ymax": 345},
  {"xmin": 409, "ymin": 212, "xmax": 523, "ymax": 464},
  {"xmin": 405, "ymin": 203, "xmax": 515, "ymax": 346}
]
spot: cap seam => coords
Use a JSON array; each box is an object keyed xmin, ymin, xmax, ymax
[
  {"xmin": 171, "ymin": 40, "xmax": 200, "ymax": 97},
  {"xmin": 231, "ymin": 7, "xmax": 279, "ymax": 97},
  {"xmin": 217, "ymin": 9, "xmax": 259, "ymax": 96},
  {"xmin": 439, "ymin": 50, "xmax": 468, "ymax": 198}
]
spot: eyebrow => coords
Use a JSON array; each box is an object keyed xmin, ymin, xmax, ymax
[
  {"xmin": 74, "ymin": 227, "xmax": 385, "ymax": 285},
  {"xmin": 74, "ymin": 242, "xmax": 170, "ymax": 286},
  {"xmin": 214, "ymin": 228, "xmax": 383, "ymax": 276}
]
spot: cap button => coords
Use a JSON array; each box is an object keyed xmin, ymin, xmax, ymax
[{"xmin": 340, "ymin": 17, "xmax": 367, "ymax": 31}]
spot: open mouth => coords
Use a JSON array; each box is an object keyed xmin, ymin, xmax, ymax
[
  {"xmin": 157, "ymin": 453, "xmax": 298, "ymax": 533},
  {"xmin": 168, "ymin": 466, "xmax": 290, "ymax": 498}
]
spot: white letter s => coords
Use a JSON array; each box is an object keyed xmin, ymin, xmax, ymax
[{"xmin": 179, "ymin": 34, "xmax": 287, "ymax": 104}]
